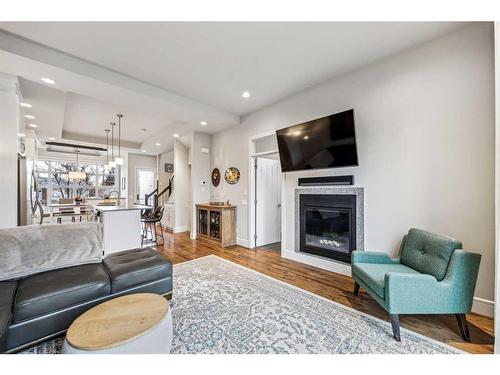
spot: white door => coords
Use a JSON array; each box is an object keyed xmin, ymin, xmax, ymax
[
  {"xmin": 135, "ymin": 168, "xmax": 156, "ymax": 204},
  {"xmin": 255, "ymin": 156, "xmax": 282, "ymax": 247}
]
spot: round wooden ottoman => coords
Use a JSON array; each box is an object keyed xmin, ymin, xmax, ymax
[{"xmin": 62, "ymin": 293, "xmax": 172, "ymax": 354}]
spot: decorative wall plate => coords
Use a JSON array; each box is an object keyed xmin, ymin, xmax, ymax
[
  {"xmin": 224, "ymin": 167, "xmax": 240, "ymax": 185},
  {"xmin": 211, "ymin": 168, "xmax": 221, "ymax": 187}
]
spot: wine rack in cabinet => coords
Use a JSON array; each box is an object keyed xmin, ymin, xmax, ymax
[{"xmin": 196, "ymin": 203, "xmax": 236, "ymax": 247}]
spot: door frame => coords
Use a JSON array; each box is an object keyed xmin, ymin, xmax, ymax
[
  {"xmin": 248, "ymin": 131, "xmax": 285, "ymax": 251},
  {"xmin": 134, "ymin": 167, "xmax": 157, "ymax": 204}
]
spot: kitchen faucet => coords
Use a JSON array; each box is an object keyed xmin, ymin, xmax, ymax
[{"xmin": 108, "ymin": 190, "xmax": 121, "ymax": 205}]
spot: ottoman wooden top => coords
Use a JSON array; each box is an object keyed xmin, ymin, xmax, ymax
[{"xmin": 66, "ymin": 293, "xmax": 169, "ymax": 350}]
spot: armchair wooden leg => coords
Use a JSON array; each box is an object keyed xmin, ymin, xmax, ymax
[
  {"xmin": 455, "ymin": 314, "xmax": 471, "ymax": 342},
  {"xmin": 389, "ymin": 314, "xmax": 401, "ymax": 342},
  {"xmin": 353, "ymin": 282, "xmax": 360, "ymax": 296}
]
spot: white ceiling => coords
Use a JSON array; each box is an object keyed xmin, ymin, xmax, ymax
[
  {"xmin": 0, "ymin": 22, "xmax": 470, "ymax": 155},
  {"xmin": 63, "ymin": 92, "xmax": 172, "ymax": 145},
  {"xmin": 18, "ymin": 77, "xmax": 66, "ymax": 139},
  {"xmin": 1, "ymin": 22, "xmax": 467, "ymax": 117}
]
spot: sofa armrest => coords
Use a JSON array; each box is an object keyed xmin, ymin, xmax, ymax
[
  {"xmin": 351, "ymin": 251, "xmax": 400, "ymax": 264},
  {"xmin": 384, "ymin": 272, "xmax": 445, "ymax": 314}
]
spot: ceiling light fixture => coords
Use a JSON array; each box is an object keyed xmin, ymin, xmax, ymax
[
  {"xmin": 114, "ymin": 114, "xmax": 124, "ymax": 165},
  {"xmin": 108, "ymin": 122, "xmax": 117, "ymax": 168},
  {"xmin": 17, "ymin": 133, "xmax": 26, "ymax": 137},
  {"xmin": 24, "ymin": 114, "xmax": 35, "ymax": 119},
  {"xmin": 141, "ymin": 128, "xmax": 147, "ymax": 133},
  {"xmin": 68, "ymin": 149, "xmax": 86, "ymax": 180},
  {"xmin": 173, "ymin": 134, "xmax": 179, "ymax": 138},
  {"xmin": 142, "ymin": 149, "xmax": 147, "ymax": 153},
  {"xmin": 41, "ymin": 78, "xmax": 55, "ymax": 85},
  {"xmin": 155, "ymin": 143, "xmax": 161, "ymax": 146},
  {"xmin": 20, "ymin": 102, "xmax": 32, "ymax": 108},
  {"xmin": 28, "ymin": 123, "xmax": 38, "ymax": 128},
  {"xmin": 48, "ymin": 137, "xmax": 55, "ymax": 141},
  {"xmin": 242, "ymin": 91, "xmax": 251, "ymax": 98},
  {"xmin": 200, "ymin": 121, "xmax": 207, "ymax": 126}
]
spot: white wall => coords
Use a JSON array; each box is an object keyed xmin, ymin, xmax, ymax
[
  {"xmin": 210, "ymin": 23, "xmax": 495, "ymax": 305},
  {"xmin": 158, "ymin": 150, "xmax": 174, "ymax": 204},
  {"xmin": 190, "ymin": 132, "xmax": 211, "ymax": 238},
  {"xmin": 173, "ymin": 140, "xmax": 191, "ymax": 232},
  {"xmin": 0, "ymin": 74, "xmax": 19, "ymax": 228}
]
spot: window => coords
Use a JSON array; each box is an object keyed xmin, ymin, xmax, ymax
[{"xmin": 35, "ymin": 160, "xmax": 118, "ymax": 207}]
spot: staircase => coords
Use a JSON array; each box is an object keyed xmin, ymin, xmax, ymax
[{"xmin": 145, "ymin": 175, "xmax": 174, "ymax": 208}]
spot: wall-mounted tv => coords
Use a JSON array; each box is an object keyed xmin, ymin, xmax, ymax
[{"xmin": 276, "ymin": 109, "xmax": 358, "ymax": 172}]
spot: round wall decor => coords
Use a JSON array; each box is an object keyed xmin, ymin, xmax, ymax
[
  {"xmin": 224, "ymin": 167, "xmax": 240, "ymax": 185},
  {"xmin": 211, "ymin": 168, "xmax": 221, "ymax": 187}
]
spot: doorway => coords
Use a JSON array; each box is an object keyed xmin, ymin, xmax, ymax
[
  {"xmin": 135, "ymin": 167, "xmax": 156, "ymax": 204},
  {"xmin": 254, "ymin": 154, "xmax": 282, "ymax": 251}
]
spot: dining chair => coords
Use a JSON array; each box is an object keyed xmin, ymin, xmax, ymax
[
  {"xmin": 36, "ymin": 201, "xmax": 51, "ymax": 225},
  {"xmin": 58, "ymin": 198, "xmax": 76, "ymax": 223}
]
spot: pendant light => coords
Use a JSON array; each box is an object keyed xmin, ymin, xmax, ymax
[
  {"xmin": 108, "ymin": 122, "xmax": 117, "ymax": 168},
  {"xmin": 69, "ymin": 149, "xmax": 86, "ymax": 180},
  {"xmin": 115, "ymin": 114, "xmax": 124, "ymax": 165},
  {"xmin": 104, "ymin": 128, "xmax": 110, "ymax": 168}
]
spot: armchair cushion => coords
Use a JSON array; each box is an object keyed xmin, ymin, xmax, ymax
[
  {"xmin": 400, "ymin": 228, "xmax": 461, "ymax": 281},
  {"xmin": 352, "ymin": 263, "xmax": 420, "ymax": 299}
]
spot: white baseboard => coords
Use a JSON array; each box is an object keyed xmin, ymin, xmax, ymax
[
  {"xmin": 190, "ymin": 232, "xmax": 196, "ymax": 240},
  {"xmin": 237, "ymin": 238, "xmax": 250, "ymax": 248},
  {"xmin": 472, "ymin": 297, "xmax": 494, "ymax": 317},
  {"xmin": 173, "ymin": 226, "xmax": 189, "ymax": 234},
  {"xmin": 282, "ymin": 249, "xmax": 351, "ymax": 276}
]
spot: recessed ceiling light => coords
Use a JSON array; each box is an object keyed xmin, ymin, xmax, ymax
[
  {"xmin": 242, "ymin": 91, "xmax": 251, "ymax": 98},
  {"xmin": 41, "ymin": 77, "xmax": 55, "ymax": 84},
  {"xmin": 28, "ymin": 123, "xmax": 38, "ymax": 128},
  {"xmin": 141, "ymin": 128, "xmax": 147, "ymax": 133},
  {"xmin": 142, "ymin": 149, "xmax": 147, "ymax": 153},
  {"xmin": 200, "ymin": 121, "xmax": 207, "ymax": 126},
  {"xmin": 17, "ymin": 133, "xmax": 26, "ymax": 137},
  {"xmin": 173, "ymin": 134, "xmax": 179, "ymax": 138},
  {"xmin": 24, "ymin": 114, "xmax": 35, "ymax": 119},
  {"xmin": 48, "ymin": 137, "xmax": 55, "ymax": 141},
  {"xmin": 20, "ymin": 102, "xmax": 32, "ymax": 108},
  {"xmin": 155, "ymin": 143, "xmax": 161, "ymax": 146}
]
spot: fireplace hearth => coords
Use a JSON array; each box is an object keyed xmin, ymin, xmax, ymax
[{"xmin": 295, "ymin": 186, "xmax": 364, "ymax": 264}]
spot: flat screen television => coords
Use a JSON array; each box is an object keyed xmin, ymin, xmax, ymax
[{"xmin": 276, "ymin": 109, "xmax": 358, "ymax": 172}]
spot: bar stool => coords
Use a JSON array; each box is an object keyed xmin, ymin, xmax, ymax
[{"xmin": 141, "ymin": 206, "xmax": 165, "ymax": 246}]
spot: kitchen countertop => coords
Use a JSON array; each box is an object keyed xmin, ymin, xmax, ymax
[{"xmin": 91, "ymin": 204, "xmax": 153, "ymax": 212}]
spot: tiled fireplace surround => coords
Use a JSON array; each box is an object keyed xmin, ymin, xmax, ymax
[{"xmin": 294, "ymin": 186, "xmax": 364, "ymax": 271}]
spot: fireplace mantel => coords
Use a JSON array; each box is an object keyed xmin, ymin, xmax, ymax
[{"xmin": 295, "ymin": 186, "xmax": 364, "ymax": 264}]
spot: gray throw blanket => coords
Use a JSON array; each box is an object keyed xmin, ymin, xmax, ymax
[{"xmin": 0, "ymin": 223, "xmax": 103, "ymax": 281}]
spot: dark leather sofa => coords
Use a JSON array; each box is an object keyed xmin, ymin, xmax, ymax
[{"xmin": 0, "ymin": 247, "xmax": 172, "ymax": 353}]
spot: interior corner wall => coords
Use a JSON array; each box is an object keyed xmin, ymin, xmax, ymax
[
  {"xmin": 173, "ymin": 141, "xmax": 191, "ymax": 232},
  {"xmin": 209, "ymin": 23, "xmax": 496, "ymax": 304},
  {"xmin": 0, "ymin": 75, "xmax": 19, "ymax": 228},
  {"xmin": 190, "ymin": 132, "xmax": 211, "ymax": 238}
]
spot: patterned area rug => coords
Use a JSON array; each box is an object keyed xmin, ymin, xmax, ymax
[{"xmin": 22, "ymin": 255, "xmax": 461, "ymax": 354}]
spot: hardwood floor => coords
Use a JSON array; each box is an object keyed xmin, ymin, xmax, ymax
[{"xmin": 154, "ymin": 230, "xmax": 495, "ymax": 354}]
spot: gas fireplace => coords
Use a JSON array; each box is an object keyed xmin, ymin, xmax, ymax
[{"xmin": 299, "ymin": 194, "xmax": 357, "ymax": 263}]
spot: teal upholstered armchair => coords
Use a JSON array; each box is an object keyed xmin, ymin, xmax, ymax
[{"xmin": 351, "ymin": 228, "xmax": 481, "ymax": 342}]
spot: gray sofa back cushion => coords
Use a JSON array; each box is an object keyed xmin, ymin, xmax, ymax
[{"xmin": 0, "ymin": 223, "xmax": 103, "ymax": 281}]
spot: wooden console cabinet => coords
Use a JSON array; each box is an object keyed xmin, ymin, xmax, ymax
[{"xmin": 196, "ymin": 203, "xmax": 236, "ymax": 247}]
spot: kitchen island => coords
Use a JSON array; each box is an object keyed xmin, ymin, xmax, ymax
[{"xmin": 92, "ymin": 204, "xmax": 151, "ymax": 256}]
